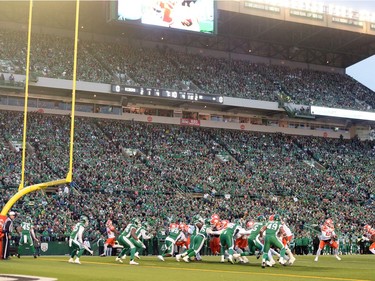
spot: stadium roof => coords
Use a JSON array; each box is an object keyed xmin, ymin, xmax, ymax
[{"xmin": 1, "ymin": 1, "xmax": 375, "ymax": 69}]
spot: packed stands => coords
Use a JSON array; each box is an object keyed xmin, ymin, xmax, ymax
[
  {"xmin": 1, "ymin": 28, "xmax": 375, "ymax": 111},
  {"xmin": 0, "ymin": 110, "xmax": 373, "ymax": 244}
]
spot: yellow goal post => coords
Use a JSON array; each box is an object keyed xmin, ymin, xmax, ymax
[{"xmin": 1, "ymin": 0, "xmax": 80, "ymax": 216}]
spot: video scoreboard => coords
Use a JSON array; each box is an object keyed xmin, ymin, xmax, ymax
[{"xmin": 109, "ymin": 0, "xmax": 216, "ymax": 34}]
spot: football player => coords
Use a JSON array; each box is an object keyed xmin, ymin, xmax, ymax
[
  {"xmin": 175, "ymin": 222, "xmax": 189, "ymax": 254},
  {"xmin": 314, "ymin": 218, "xmax": 341, "ymax": 262},
  {"xmin": 211, "ymin": 219, "xmax": 242, "ymax": 264},
  {"xmin": 259, "ymin": 214, "xmax": 287, "ymax": 268},
  {"xmin": 100, "ymin": 219, "xmax": 118, "ymax": 257},
  {"xmin": 68, "ymin": 216, "xmax": 93, "ymax": 264},
  {"xmin": 176, "ymin": 216, "xmax": 210, "ymax": 262},
  {"xmin": 116, "ymin": 218, "xmax": 144, "ymax": 265},
  {"xmin": 157, "ymin": 222, "xmax": 184, "ymax": 261},
  {"xmin": 233, "ymin": 217, "xmax": 266, "ymax": 263},
  {"xmin": 280, "ymin": 218, "xmax": 296, "ymax": 265},
  {"xmin": 363, "ymin": 224, "xmax": 375, "ymax": 254},
  {"xmin": 17, "ymin": 216, "xmax": 38, "ymax": 258},
  {"xmin": 208, "ymin": 216, "xmax": 221, "ymax": 256}
]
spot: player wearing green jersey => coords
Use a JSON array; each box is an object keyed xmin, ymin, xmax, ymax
[
  {"xmin": 133, "ymin": 221, "xmax": 153, "ymax": 259},
  {"xmin": 68, "ymin": 215, "xmax": 93, "ymax": 264},
  {"xmin": 259, "ymin": 214, "xmax": 287, "ymax": 268},
  {"xmin": 207, "ymin": 218, "xmax": 244, "ymax": 264},
  {"xmin": 116, "ymin": 218, "xmax": 145, "ymax": 265},
  {"xmin": 175, "ymin": 215, "xmax": 201, "ymax": 262},
  {"xmin": 246, "ymin": 218, "xmax": 265, "ymax": 256},
  {"xmin": 158, "ymin": 223, "xmax": 184, "ymax": 261},
  {"xmin": 233, "ymin": 216, "xmax": 266, "ymax": 261},
  {"xmin": 17, "ymin": 216, "xmax": 38, "ymax": 258},
  {"xmin": 176, "ymin": 217, "xmax": 210, "ymax": 263},
  {"xmin": 219, "ymin": 221, "xmax": 242, "ymax": 264},
  {"xmin": 118, "ymin": 221, "xmax": 152, "ymax": 261}
]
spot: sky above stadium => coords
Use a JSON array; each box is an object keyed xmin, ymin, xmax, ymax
[{"xmin": 325, "ymin": 0, "xmax": 375, "ymax": 92}]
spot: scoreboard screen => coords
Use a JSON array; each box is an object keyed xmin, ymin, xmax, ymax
[
  {"xmin": 111, "ymin": 84, "xmax": 224, "ymax": 104},
  {"xmin": 114, "ymin": 0, "xmax": 215, "ymax": 34}
]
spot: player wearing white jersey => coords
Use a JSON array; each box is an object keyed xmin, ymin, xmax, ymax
[
  {"xmin": 314, "ymin": 218, "xmax": 341, "ymax": 262},
  {"xmin": 281, "ymin": 220, "xmax": 296, "ymax": 265},
  {"xmin": 100, "ymin": 219, "xmax": 117, "ymax": 257}
]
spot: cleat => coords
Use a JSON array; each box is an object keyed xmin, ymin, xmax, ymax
[
  {"xmin": 68, "ymin": 258, "xmax": 74, "ymax": 263},
  {"xmin": 135, "ymin": 252, "xmax": 140, "ymax": 260},
  {"xmin": 183, "ymin": 256, "xmax": 190, "ymax": 263},
  {"xmin": 157, "ymin": 255, "xmax": 165, "ymax": 261},
  {"xmin": 34, "ymin": 255, "xmax": 37, "ymax": 259},
  {"xmin": 335, "ymin": 255, "xmax": 341, "ymax": 261},
  {"xmin": 129, "ymin": 260, "xmax": 139, "ymax": 265},
  {"xmin": 270, "ymin": 259, "xmax": 276, "ymax": 265},
  {"xmin": 266, "ymin": 261, "xmax": 273, "ymax": 267},
  {"xmin": 279, "ymin": 257, "xmax": 286, "ymax": 265},
  {"xmin": 262, "ymin": 261, "xmax": 266, "ymax": 268},
  {"xmin": 100, "ymin": 253, "xmax": 106, "ymax": 257},
  {"xmin": 220, "ymin": 255, "xmax": 225, "ymax": 263},
  {"xmin": 88, "ymin": 250, "xmax": 94, "ymax": 256},
  {"xmin": 74, "ymin": 259, "xmax": 81, "ymax": 264},
  {"xmin": 121, "ymin": 255, "xmax": 127, "ymax": 260},
  {"xmin": 242, "ymin": 256, "xmax": 249, "ymax": 263},
  {"xmin": 175, "ymin": 254, "xmax": 181, "ymax": 262},
  {"xmin": 228, "ymin": 255, "xmax": 234, "ymax": 264},
  {"xmin": 314, "ymin": 257, "xmax": 318, "ymax": 262},
  {"xmin": 115, "ymin": 257, "xmax": 123, "ymax": 263},
  {"xmin": 17, "ymin": 254, "xmax": 20, "ymax": 258},
  {"xmin": 256, "ymin": 252, "xmax": 262, "ymax": 259},
  {"xmin": 233, "ymin": 253, "xmax": 241, "ymax": 259},
  {"xmin": 288, "ymin": 256, "xmax": 296, "ymax": 265}
]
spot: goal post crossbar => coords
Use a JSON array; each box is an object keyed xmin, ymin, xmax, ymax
[{"xmin": 1, "ymin": 178, "xmax": 68, "ymax": 216}]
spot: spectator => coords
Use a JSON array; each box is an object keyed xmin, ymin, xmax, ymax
[{"xmin": 9, "ymin": 73, "xmax": 15, "ymax": 85}]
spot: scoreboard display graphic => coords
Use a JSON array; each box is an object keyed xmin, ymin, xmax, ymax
[{"xmin": 115, "ymin": 0, "xmax": 215, "ymax": 34}]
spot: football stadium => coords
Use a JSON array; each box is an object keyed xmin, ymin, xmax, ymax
[{"xmin": 0, "ymin": 1, "xmax": 374, "ymax": 280}]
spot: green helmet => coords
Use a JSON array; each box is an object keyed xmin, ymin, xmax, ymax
[
  {"xmin": 193, "ymin": 215, "xmax": 203, "ymax": 224},
  {"xmin": 80, "ymin": 215, "xmax": 89, "ymax": 225},
  {"xmin": 257, "ymin": 215, "xmax": 266, "ymax": 222},
  {"xmin": 142, "ymin": 221, "xmax": 149, "ymax": 229},
  {"xmin": 273, "ymin": 214, "xmax": 281, "ymax": 221},
  {"xmin": 234, "ymin": 218, "xmax": 243, "ymax": 227},
  {"xmin": 131, "ymin": 217, "xmax": 141, "ymax": 226}
]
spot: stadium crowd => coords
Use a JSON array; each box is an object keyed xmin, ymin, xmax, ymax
[
  {"xmin": 0, "ymin": 111, "xmax": 373, "ymax": 255},
  {"xmin": 1, "ymin": 23, "xmax": 374, "ymax": 258},
  {"xmin": 1, "ymin": 28, "xmax": 375, "ymax": 111}
]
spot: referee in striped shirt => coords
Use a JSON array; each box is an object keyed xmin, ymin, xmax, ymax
[{"xmin": 2, "ymin": 211, "xmax": 16, "ymax": 260}]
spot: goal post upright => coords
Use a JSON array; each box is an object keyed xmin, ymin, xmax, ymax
[
  {"xmin": 1, "ymin": 0, "xmax": 81, "ymax": 216},
  {"xmin": 18, "ymin": 0, "xmax": 34, "ymax": 191},
  {"xmin": 66, "ymin": 0, "xmax": 80, "ymax": 184}
]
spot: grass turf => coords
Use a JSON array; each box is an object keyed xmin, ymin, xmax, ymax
[{"xmin": 0, "ymin": 255, "xmax": 374, "ymax": 281}]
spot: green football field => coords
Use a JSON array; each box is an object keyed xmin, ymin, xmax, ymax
[{"xmin": 0, "ymin": 255, "xmax": 374, "ymax": 281}]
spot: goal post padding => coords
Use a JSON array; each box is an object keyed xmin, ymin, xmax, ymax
[{"xmin": 0, "ymin": 214, "xmax": 6, "ymax": 259}]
